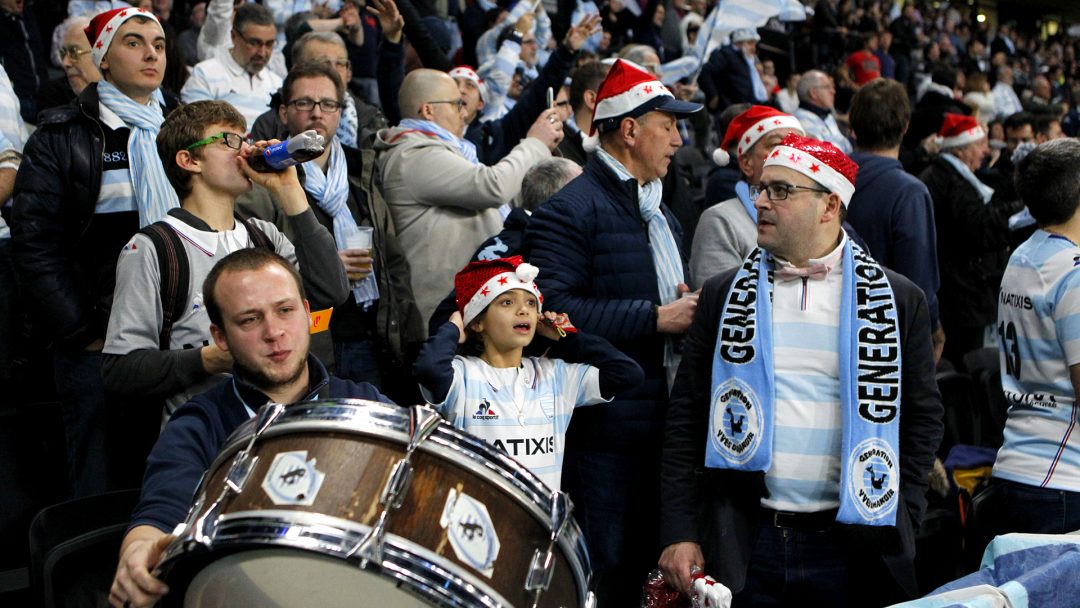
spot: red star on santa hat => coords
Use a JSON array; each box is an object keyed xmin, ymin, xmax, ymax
[
  {"xmin": 119, "ymin": 10, "xmax": 128, "ymax": 16},
  {"xmin": 810, "ymin": 163, "xmax": 821, "ymax": 173},
  {"xmin": 497, "ymin": 276, "xmax": 508, "ymax": 285},
  {"xmin": 95, "ymin": 40, "xmax": 103, "ymax": 48},
  {"xmin": 105, "ymin": 25, "xmax": 113, "ymax": 33},
  {"xmin": 789, "ymin": 153, "xmax": 799, "ymax": 162},
  {"xmin": 745, "ymin": 135, "xmax": 751, "ymax": 143},
  {"xmin": 773, "ymin": 119, "xmax": 781, "ymax": 124},
  {"xmin": 643, "ymin": 85, "xmax": 653, "ymax": 94},
  {"xmin": 770, "ymin": 150, "xmax": 780, "ymax": 158},
  {"xmin": 757, "ymin": 125, "xmax": 765, "ymax": 132},
  {"xmin": 481, "ymin": 286, "xmax": 490, "ymax": 296}
]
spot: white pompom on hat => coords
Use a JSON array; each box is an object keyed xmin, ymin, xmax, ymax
[
  {"xmin": 712, "ymin": 105, "xmax": 803, "ymax": 166},
  {"xmin": 455, "ymin": 256, "xmax": 544, "ymax": 326}
]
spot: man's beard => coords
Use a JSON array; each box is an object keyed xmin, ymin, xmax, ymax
[{"xmin": 236, "ymin": 355, "xmax": 308, "ymax": 398}]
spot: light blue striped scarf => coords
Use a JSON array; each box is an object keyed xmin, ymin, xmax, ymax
[
  {"xmin": 941, "ymin": 152, "xmax": 994, "ymax": 204},
  {"xmin": 708, "ymin": 240, "xmax": 902, "ymax": 527},
  {"xmin": 337, "ymin": 94, "xmax": 359, "ymax": 149},
  {"xmin": 96, "ymin": 80, "xmax": 178, "ymax": 227},
  {"xmin": 302, "ymin": 139, "xmax": 378, "ymax": 308},
  {"xmin": 398, "ymin": 118, "xmax": 478, "ymax": 164},
  {"xmin": 595, "ymin": 146, "xmax": 685, "ymax": 378}
]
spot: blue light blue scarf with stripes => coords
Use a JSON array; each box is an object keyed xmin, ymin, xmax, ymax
[
  {"xmin": 96, "ymin": 80, "xmax": 178, "ymax": 227},
  {"xmin": 595, "ymin": 146, "xmax": 685, "ymax": 379},
  {"xmin": 398, "ymin": 118, "xmax": 478, "ymax": 164},
  {"xmin": 302, "ymin": 139, "xmax": 378, "ymax": 308},
  {"xmin": 707, "ymin": 240, "xmax": 903, "ymax": 526}
]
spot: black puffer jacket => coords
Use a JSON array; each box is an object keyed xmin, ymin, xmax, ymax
[
  {"xmin": 919, "ymin": 154, "xmax": 1023, "ymax": 330},
  {"xmin": 11, "ymin": 83, "xmax": 179, "ymax": 350}
]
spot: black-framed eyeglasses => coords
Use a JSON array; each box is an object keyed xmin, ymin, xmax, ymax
[
  {"xmin": 426, "ymin": 99, "xmax": 466, "ymax": 110},
  {"xmin": 186, "ymin": 132, "xmax": 246, "ymax": 151},
  {"xmin": 750, "ymin": 182, "xmax": 830, "ymax": 201},
  {"xmin": 286, "ymin": 98, "xmax": 343, "ymax": 113},
  {"xmin": 59, "ymin": 45, "xmax": 91, "ymax": 60},
  {"xmin": 233, "ymin": 29, "xmax": 276, "ymax": 50}
]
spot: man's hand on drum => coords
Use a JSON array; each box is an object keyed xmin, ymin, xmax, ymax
[
  {"xmin": 658, "ymin": 540, "xmax": 705, "ymax": 596},
  {"xmin": 110, "ymin": 526, "xmax": 174, "ymax": 607}
]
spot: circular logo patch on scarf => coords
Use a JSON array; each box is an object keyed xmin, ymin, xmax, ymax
[
  {"xmin": 848, "ymin": 438, "xmax": 899, "ymax": 520},
  {"xmin": 709, "ymin": 378, "xmax": 762, "ymax": 464}
]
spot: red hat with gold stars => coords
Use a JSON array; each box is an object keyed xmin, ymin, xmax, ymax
[
  {"xmin": 455, "ymin": 256, "xmax": 543, "ymax": 326},
  {"xmin": 85, "ymin": 7, "xmax": 163, "ymax": 68},
  {"xmin": 714, "ymin": 105, "xmax": 804, "ymax": 166},
  {"xmin": 763, "ymin": 133, "xmax": 859, "ymax": 206}
]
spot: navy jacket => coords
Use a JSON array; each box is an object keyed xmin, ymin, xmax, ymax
[
  {"xmin": 699, "ymin": 46, "xmax": 756, "ymax": 113},
  {"xmin": 525, "ymin": 154, "xmax": 687, "ymax": 452},
  {"xmin": 849, "ymin": 153, "xmax": 941, "ymax": 330},
  {"xmin": 130, "ymin": 356, "xmax": 392, "ymax": 533},
  {"xmin": 660, "ymin": 263, "xmax": 943, "ymax": 598}
]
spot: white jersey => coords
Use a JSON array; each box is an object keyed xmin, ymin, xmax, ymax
[
  {"xmin": 424, "ymin": 355, "xmax": 607, "ymax": 490},
  {"xmin": 994, "ymin": 230, "xmax": 1080, "ymax": 491}
]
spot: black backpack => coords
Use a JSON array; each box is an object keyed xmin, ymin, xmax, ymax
[{"xmin": 138, "ymin": 215, "xmax": 273, "ymax": 350}]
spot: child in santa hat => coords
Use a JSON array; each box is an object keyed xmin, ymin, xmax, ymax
[{"xmin": 414, "ymin": 256, "xmax": 644, "ymax": 490}]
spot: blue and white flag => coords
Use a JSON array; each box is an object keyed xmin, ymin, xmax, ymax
[{"xmin": 692, "ymin": 0, "xmax": 809, "ymax": 69}]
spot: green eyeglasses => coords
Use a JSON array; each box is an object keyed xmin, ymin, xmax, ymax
[{"xmin": 186, "ymin": 132, "xmax": 246, "ymax": 151}]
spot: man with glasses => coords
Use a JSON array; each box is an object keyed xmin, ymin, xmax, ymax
[
  {"xmin": 241, "ymin": 62, "xmax": 420, "ymax": 401},
  {"xmin": 794, "ymin": 69, "xmax": 853, "ymax": 154},
  {"xmin": 102, "ymin": 99, "xmax": 347, "ymax": 433},
  {"xmin": 182, "ymin": 3, "xmax": 283, "ymax": 133},
  {"xmin": 659, "ymin": 133, "xmax": 941, "ymax": 606},
  {"xmin": 375, "ymin": 68, "xmax": 561, "ymax": 336},
  {"xmin": 35, "ymin": 16, "xmax": 102, "ymax": 114},
  {"xmin": 250, "ymin": 31, "xmax": 390, "ymax": 149},
  {"xmin": 12, "ymin": 6, "xmax": 178, "ymax": 497}
]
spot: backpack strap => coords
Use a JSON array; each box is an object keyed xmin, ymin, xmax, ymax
[
  {"xmin": 237, "ymin": 214, "xmax": 274, "ymax": 250},
  {"xmin": 138, "ymin": 222, "xmax": 189, "ymax": 351}
]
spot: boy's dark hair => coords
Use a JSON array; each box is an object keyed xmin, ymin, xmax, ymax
[
  {"xmin": 1033, "ymin": 113, "xmax": 1060, "ymax": 138},
  {"xmin": 1015, "ymin": 138, "xmax": 1080, "ymax": 227},
  {"xmin": 203, "ymin": 248, "xmax": 306, "ymax": 327},
  {"xmin": 157, "ymin": 100, "xmax": 247, "ymax": 199},
  {"xmin": 1003, "ymin": 111, "xmax": 1034, "ymax": 131},
  {"xmin": 849, "ymin": 78, "xmax": 910, "ymax": 151},
  {"xmin": 281, "ymin": 61, "xmax": 345, "ymax": 105},
  {"xmin": 569, "ymin": 61, "xmax": 610, "ymax": 113}
]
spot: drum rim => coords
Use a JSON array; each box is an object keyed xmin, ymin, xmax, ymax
[
  {"xmin": 159, "ymin": 509, "xmax": 520, "ymax": 607},
  {"xmin": 204, "ymin": 400, "xmax": 593, "ymax": 586}
]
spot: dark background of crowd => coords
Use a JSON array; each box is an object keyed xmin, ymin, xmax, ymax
[{"xmin": 4, "ymin": 0, "xmax": 1080, "ymax": 604}]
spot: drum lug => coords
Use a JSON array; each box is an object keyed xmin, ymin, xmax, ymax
[
  {"xmin": 407, "ymin": 405, "xmax": 442, "ymax": 452},
  {"xmin": 255, "ymin": 402, "xmax": 286, "ymax": 435},
  {"xmin": 225, "ymin": 454, "xmax": 259, "ymax": 494},
  {"xmin": 381, "ymin": 459, "xmax": 414, "ymax": 510},
  {"xmin": 525, "ymin": 491, "xmax": 576, "ymax": 607},
  {"xmin": 585, "ymin": 591, "xmax": 597, "ymax": 608}
]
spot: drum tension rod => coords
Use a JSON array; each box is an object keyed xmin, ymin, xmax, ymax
[
  {"xmin": 347, "ymin": 405, "xmax": 442, "ymax": 565},
  {"xmin": 526, "ymin": 491, "xmax": 574, "ymax": 608},
  {"xmin": 189, "ymin": 403, "xmax": 287, "ymax": 549}
]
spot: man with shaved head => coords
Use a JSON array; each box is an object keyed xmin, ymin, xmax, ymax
[{"xmin": 375, "ymin": 68, "xmax": 562, "ymax": 334}]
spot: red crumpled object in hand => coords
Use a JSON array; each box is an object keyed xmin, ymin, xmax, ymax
[{"xmin": 641, "ymin": 568, "xmax": 691, "ymax": 608}]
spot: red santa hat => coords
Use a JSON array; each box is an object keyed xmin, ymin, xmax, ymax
[
  {"xmin": 763, "ymin": 133, "xmax": 859, "ymax": 207},
  {"xmin": 713, "ymin": 105, "xmax": 803, "ymax": 166},
  {"xmin": 582, "ymin": 59, "xmax": 702, "ymax": 153},
  {"xmin": 448, "ymin": 65, "xmax": 489, "ymax": 105},
  {"xmin": 937, "ymin": 113, "xmax": 985, "ymax": 148},
  {"xmin": 85, "ymin": 7, "xmax": 163, "ymax": 68},
  {"xmin": 455, "ymin": 256, "xmax": 543, "ymax": 326}
]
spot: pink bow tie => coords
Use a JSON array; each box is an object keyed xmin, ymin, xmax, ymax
[{"xmin": 775, "ymin": 263, "xmax": 831, "ymax": 282}]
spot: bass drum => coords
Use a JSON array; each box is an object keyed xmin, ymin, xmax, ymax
[{"xmin": 156, "ymin": 400, "xmax": 596, "ymax": 608}]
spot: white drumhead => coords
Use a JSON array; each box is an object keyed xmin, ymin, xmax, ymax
[{"xmin": 183, "ymin": 549, "xmax": 433, "ymax": 607}]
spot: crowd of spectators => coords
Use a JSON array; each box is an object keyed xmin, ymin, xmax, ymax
[{"xmin": 5, "ymin": 0, "xmax": 1080, "ymax": 605}]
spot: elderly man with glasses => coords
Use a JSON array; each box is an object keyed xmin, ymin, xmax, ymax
[
  {"xmin": 374, "ymin": 68, "xmax": 562, "ymax": 337},
  {"xmin": 182, "ymin": 3, "xmax": 284, "ymax": 133},
  {"xmin": 660, "ymin": 133, "xmax": 941, "ymax": 607},
  {"xmin": 101, "ymin": 97, "xmax": 347, "ymax": 432}
]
